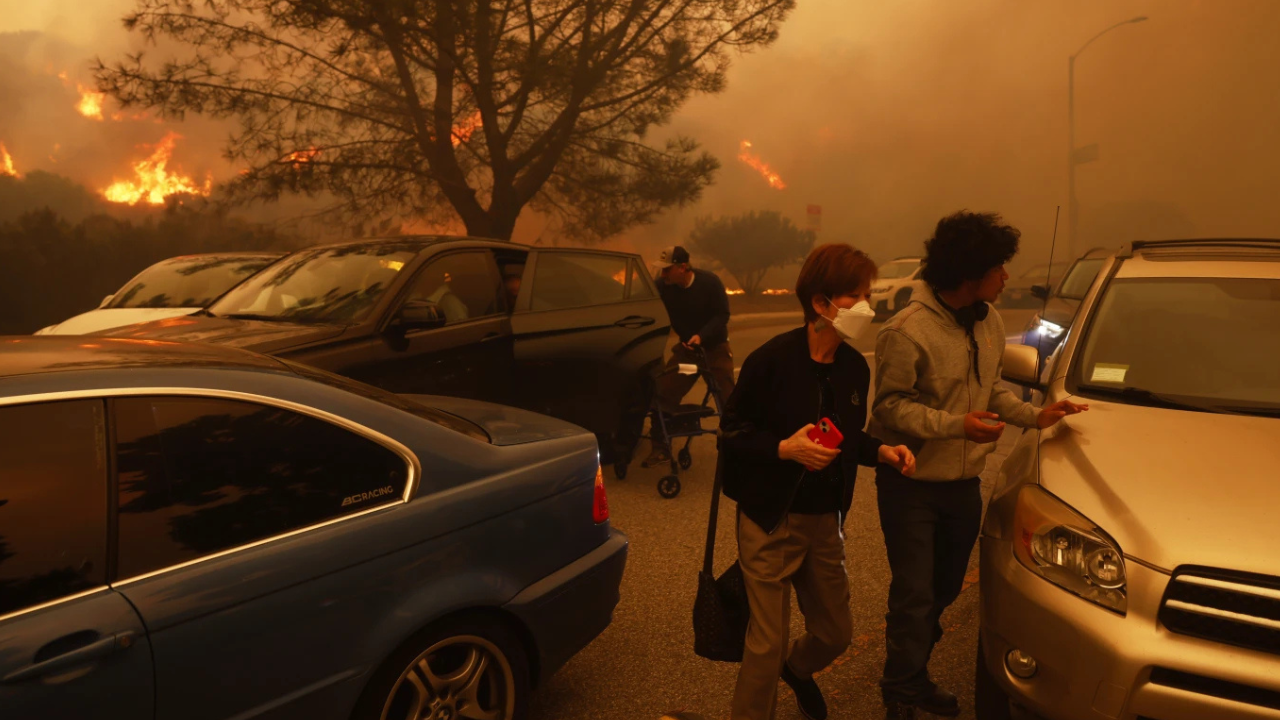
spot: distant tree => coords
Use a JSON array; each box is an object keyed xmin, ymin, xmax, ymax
[
  {"xmin": 687, "ymin": 210, "xmax": 814, "ymax": 295},
  {"xmin": 0, "ymin": 204, "xmax": 297, "ymax": 334},
  {"xmin": 0, "ymin": 171, "xmax": 111, "ymax": 224},
  {"xmin": 97, "ymin": 0, "xmax": 798, "ymax": 242}
]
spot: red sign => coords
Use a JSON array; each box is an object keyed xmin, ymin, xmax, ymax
[{"xmin": 806, "ymin": 204, "xmax": 822, "ymax": 231}]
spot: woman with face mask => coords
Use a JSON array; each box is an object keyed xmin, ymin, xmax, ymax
[{"xmin": 719, "ymin": 244, "xmax": 916, "ymax": 720}]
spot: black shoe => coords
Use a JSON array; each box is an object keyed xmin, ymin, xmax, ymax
[
  {"xmin": 884, "ymin": 701, "xmax": 916, "ymax": 720},
  {"xmin": 914, "ymin": 686, "xmax": 960, "ymax": 717},
  {"xmin": 780, "ymin": 663, "xmax": 828, "ymax": 720}
]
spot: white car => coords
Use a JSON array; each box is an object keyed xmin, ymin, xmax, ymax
[
  {"xmin": 35, "ymin": 252, "xmax": 284, "ymax": 335},
  {"xmin": 869, "ymin": 256, "xmax": 923, "ymax": 319}
]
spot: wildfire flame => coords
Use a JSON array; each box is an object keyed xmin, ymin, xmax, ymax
[
  {"xmin": 282, "ymin": 148, "xmax": 321, "ymax": 168},
  {"xmin": 0, "ymin": 143, "xmax": 17, "ymax": 177},
  {"xmin": 452, "ymin": 111, "xmax": 483, "ymax": 147},
  {"xmin": 76, "ymin": 85, "xmax": 106, "ymax": 121},
  {"xmin": 738, "ymin": 140, "xmax": 786, "ymax": 190},
  {"xmin": 102, "ymin": 132, "xmax": 212, "ymax": 205}
]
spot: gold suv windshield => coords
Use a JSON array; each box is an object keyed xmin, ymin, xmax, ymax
[{"xmin": 1074, "ymin": 276, "xmax": 1280, "ymax": 415}]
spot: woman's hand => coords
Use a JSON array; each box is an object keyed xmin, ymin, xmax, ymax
[
  {"xmin": 778, "ymin": 424, "xmax": 840, "ymax": 472},
  {"xmin": 878, "ymin": 444, "xmax": 917, "ymax": 476}
]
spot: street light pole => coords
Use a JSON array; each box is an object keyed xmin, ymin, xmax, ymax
[
  {"xmin": 1068, "ymin": 53, "xmax": 1077, "ymax": 260},
  {"xmin": 1067, "ymin": 15, "xmax": 1147, "ymax": 259}
]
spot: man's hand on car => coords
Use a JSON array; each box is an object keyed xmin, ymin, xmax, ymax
[
  {"xmin": 1036, "ymin": 399, "xmax": 1090, "ymax": 429},
  {"xmin": 963, "ymin": 411, "xmax": 1005, "ymax": 444},
  {"xmin": 779, "ymin": 424, "xmax": 840, "ymax": 471}
]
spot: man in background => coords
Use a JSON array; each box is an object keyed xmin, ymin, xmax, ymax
[{"xmin": 643, "ymin": 245, "xmax": 736, "ymax": 468}]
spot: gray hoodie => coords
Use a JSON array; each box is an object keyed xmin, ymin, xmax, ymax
[{"xmin": 870, "ymin": 281, "xmax": 1040, "ymax": 481}]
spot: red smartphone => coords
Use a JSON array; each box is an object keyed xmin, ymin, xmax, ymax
[{"xmin": 807, "ymin": 417, "xmax": 844, "ymax": 449}]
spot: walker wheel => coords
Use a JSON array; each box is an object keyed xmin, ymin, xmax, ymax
[
  {"xmin": 658, "ymin": 475, "xmax": 681, "ymax": 499},
  {"xmin": 677, "ymin": 448, "xmax": 693, "ymax": 470},
  {"xmin": 614, "ymin": 461, "xmax": 629, "ymax": 480}
]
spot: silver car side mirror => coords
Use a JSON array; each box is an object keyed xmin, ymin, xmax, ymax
[
  {"xmin": 1001, "ymin": 343, "xmax": 1042, "ymax": 389},
  {"xmin": 99, "ymin": 294, "xmax": 114, "ymax": 308}
]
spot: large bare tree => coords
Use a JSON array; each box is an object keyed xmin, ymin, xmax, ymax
[{"xmin": 96, "ymin": 0, "xmax": 796, "ymax": 241}]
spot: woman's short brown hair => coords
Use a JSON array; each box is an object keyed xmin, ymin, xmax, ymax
[{"xmin": 795, "ymin": 244, "xmax": 878, "ymax": 323}]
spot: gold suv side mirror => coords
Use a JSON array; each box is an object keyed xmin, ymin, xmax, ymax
[{"xmin": 1002, "ymin": 343, "xmax": 1043, "ymax": 390}]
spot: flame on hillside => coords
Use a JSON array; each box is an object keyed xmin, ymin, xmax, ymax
[
  {"xmin": 102, "ymin": 133, "xmax": 213, "ymax": 205},
  {"xmin": 76, "ymin": 85, "xmax": 106, "ymax": 120},
  {"xmin": 1, "ymin": 143, "xmax": 17, "ymax": 177},
  {"xmin": 452, "ymin": 111, "xmax": 483, "ymax": 146},
  {"xmin": 282, "ymin": 148, "xmax": 321, "ymax": 168},
  {"xmin": 738, "ymin": 140, "xmax": 786, "ymax": 190}
]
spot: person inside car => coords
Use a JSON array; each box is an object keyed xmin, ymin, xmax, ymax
[
  {"xmin": 642, "ymin": 245, "xmax": 737, "ymax": 468},
  {"xmin": 418, "ymin": 271, "xmax": 468, "ymax": 324},
  {"xmin": 870, "ymin": 211, "xmax": 1087, "ymax": 720},
  {"xmin": 720, "ymin": 243, "xmax": 916, "ymax": 720}
]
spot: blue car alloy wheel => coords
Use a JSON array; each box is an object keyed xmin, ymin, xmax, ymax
[{"xmin": 352, "ymin": 617, "xmax": 530, "ymax": 720}]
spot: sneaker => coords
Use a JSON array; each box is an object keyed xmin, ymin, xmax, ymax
[
  {"xmin": 884, "ymin": 701, "xmax": 916, "ymax": 720},
  {"xmin": 780, "ymin": 663, "xmax": 828, "ymax": 720},
  {"xmin": 641, "ymin": 448, "xmax": 671, "ymax": 468},
  {"xmin": 914, "ymin": 687, "xmax": 959, "ymax": 717}
]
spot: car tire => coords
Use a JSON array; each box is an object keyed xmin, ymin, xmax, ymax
[
  {"xmin": 352, "ymin": 616, "xmax": 531, "ymax": 720},
  {"xmin": 974, "ymin": 638, "xmax": 1014, "ymax": 720}
]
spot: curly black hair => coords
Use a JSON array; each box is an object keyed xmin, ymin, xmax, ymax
[{"xmin": 920, "ymin": 211, "xmax": 1021, "ymax": 291}]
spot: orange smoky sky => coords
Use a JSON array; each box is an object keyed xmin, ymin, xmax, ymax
[{"xmin": 5, "ymin": 0, "xmax": 1280, "ymax": 271}]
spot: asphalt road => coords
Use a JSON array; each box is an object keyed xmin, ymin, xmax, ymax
[{"xmin": 528, "ymin": 309, "xmax": 1038, "ymax": 720}]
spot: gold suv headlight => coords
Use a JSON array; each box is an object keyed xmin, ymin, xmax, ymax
[{"xmin": 1013, "ymin": 485, "xmax": 1127, "ymax": 614}]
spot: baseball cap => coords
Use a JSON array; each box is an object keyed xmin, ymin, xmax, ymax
[{"xmin": 652, "ymin": 245, "xmax": 691, "ymax": 274}]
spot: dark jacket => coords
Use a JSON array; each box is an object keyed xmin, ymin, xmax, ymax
[
  {"xmin": 720, "ymin": 327, "xmax": 883, "ymax": 533},
  {"xmin": 657, "ymin": 268, "xmax": 730, "ymax": 347}
]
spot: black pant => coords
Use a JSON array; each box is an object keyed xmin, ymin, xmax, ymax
[{"xmin": 875, "ymin": 466, "xmax": 982, "ymax": 703}]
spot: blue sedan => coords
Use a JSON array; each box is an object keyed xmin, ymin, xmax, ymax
[{"xmin": 0, "ymin": 337, "xmax": 626, "ymax": 720}]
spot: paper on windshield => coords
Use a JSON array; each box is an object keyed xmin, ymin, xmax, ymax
[{"xmin": 1091, "ymin": 363, "xmax": 1129, "ymax": 384}]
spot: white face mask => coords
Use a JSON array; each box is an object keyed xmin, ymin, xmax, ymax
[{"xmin": 825, "ymin": 298, "xmax": 875, "ymax": 346}]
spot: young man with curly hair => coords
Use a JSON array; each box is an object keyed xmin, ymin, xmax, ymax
[{"xmin": 869, "ymin": 211, "xmax": 1087, "ymax": 719}]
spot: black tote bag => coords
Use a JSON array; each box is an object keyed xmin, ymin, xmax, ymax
[{"xmin": 692, "ymin": 452, "xmax": 750, "ymax": 662}]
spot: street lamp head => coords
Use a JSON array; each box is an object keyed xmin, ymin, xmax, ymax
[{"xmin": 1130, "ymin": 16, "xmax": 1149, "ymax": 23}]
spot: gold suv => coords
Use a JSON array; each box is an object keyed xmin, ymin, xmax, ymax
[{"xmin": 978, "ymin": 239, "xmax": 1280, "ymax": 720}]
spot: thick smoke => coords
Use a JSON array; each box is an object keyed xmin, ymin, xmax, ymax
[
  {"xmin": 624, "ymin": 0, "xmax": 1280, "ymax": 279},
  {"xmin": 4, "ymin": 0, "xmax": 1280, "ymax": 272}
]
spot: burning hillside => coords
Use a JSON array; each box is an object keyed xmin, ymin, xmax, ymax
[
  {"xmin": 102, "ymin": 132, "xmax": 212, "ymax": 205},
  {"xmin": 738, "ymin": 140, "xmax": 786, "ymax": 190},
  {"xmin": 0, "ymin": 143, "xmax": 16, "ymax": 177}
]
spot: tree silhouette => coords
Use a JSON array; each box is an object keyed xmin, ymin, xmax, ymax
[
  {"xmin": 0, "ymin": 201, "xmax": 295, "ymax": 334},
  {"xmin": 687, "ymin": 210, "xmax": 814, "ymax": 295},
  {"xmin": 95, "ymin": 0, "xmax": 798, "ymax": 242}
]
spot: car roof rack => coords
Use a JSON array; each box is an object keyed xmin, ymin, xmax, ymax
[{"xmin": 1117, "ymin": 238, "xmax": 1280, "ymax": 258}]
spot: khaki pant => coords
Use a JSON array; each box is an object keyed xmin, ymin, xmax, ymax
[{"xmin": 731, "ymin": 510, "xmax": 853, "ymax": 720}]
